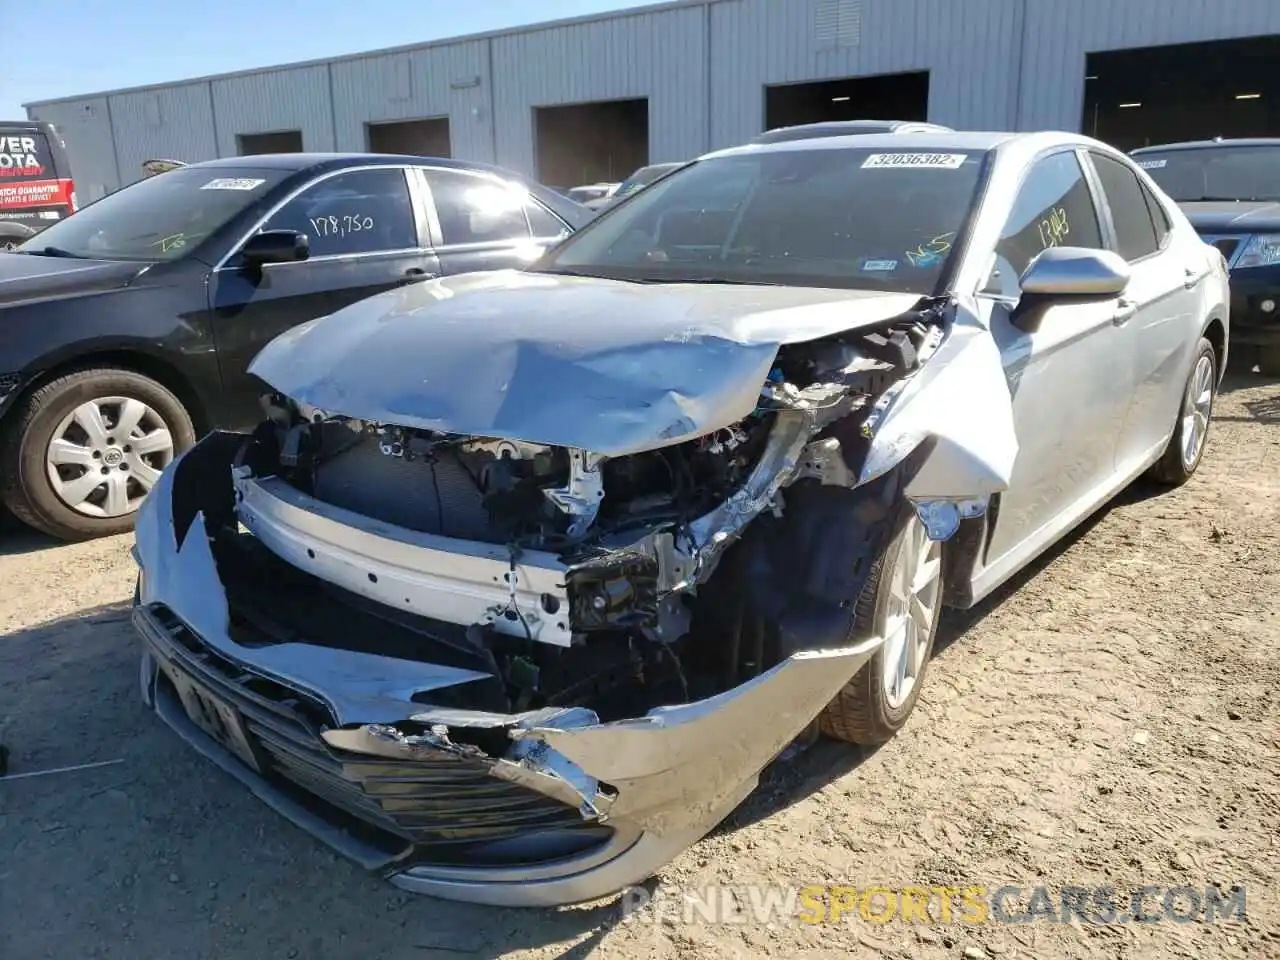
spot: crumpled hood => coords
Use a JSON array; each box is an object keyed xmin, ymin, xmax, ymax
[
  {"xmin": 249, "ymin": 270, "xmax": 923, "ymax": 456},
  {"xmin": 0, "ymin": 253, "xmax": 146, "ymax": 307},
  {"xmin": 1180, "ymin": 200, "xmax": 1280, "ymax": 234}
]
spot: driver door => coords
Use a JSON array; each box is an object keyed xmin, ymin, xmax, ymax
[
  {"xmin": 981, "ymin": 149, "xmax": 1131, "ymax": 569},
  {"xmin": 208, "ymin": 166, "xmax": 438, "ymax": 429}
]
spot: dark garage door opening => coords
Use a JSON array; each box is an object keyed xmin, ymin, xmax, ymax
[
  {"xmin": 534, "ymin": 98, "xmax": 648, "ymax": 188},
  {"xmin": 764, "ymin": 71, "xmax": 930, "ymax": 132},
  {"xmin": 237, "ymin": 130, "xmax": 303, "ymax": 155},
  {"xmin": 367, "ymin": 118, "xmax": 451, "ymax": 158},
  {"xmin": 1084, "ymin": 37, "xmax": 1280, "ymax": 151}
]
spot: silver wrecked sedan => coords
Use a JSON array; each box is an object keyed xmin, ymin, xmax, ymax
[{"xmin": 131, "ymin": 130, "xmax": 1229, "ymax": 906}]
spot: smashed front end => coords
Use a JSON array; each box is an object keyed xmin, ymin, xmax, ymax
[{"xmin": 132, "ymin": 291, "xmax": 1014, "ymax": 906}]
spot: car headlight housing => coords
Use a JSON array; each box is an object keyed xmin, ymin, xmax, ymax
[{"xmin": 1234, "ymin": 234, "xmax": 1280, "ymax": 269}]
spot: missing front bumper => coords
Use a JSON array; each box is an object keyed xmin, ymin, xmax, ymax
[{"xmin": 130, "ymin": 433, "xmax": 882, "ymax": 905}]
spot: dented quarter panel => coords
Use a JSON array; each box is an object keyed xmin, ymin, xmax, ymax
[{"xmin": 247, "ymin": 270, "xmax": 922, "ymax": 456}]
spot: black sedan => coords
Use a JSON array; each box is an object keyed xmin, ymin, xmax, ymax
[
  {"xmin": 0, "ymin": 153, "xmax": 589, "ymax": 541},
  {"xmin": 1133, "ymin": 137, "xmax": 1280, "ymax": 374}
]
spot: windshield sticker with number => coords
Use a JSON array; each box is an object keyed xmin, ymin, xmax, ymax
[
  {"xmin": 1136, "ymin": 159, "xmax": 1168, "ymax": 169},
  {"xmin": 200, "ymin": 178, "xmax": 266, "ymax": 191},
  {"xmin": 861, "ymin": 259, "xmax": 899, "ymax": 272},
  {"xmin": 862, "ymin": 153, "xmax": 968, "ymax": 170}
]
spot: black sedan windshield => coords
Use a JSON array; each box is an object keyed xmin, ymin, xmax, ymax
[
  {"xmin": 17, "ymin": 166, "xmax": 289, "ymax": 261},
  {"xmin": 1134, "ymin": 145, "xmax": 1280, "ymax": 202},
  {"xmin": 532, "ymin": 146, "xmax": 988, "ymax": 293}
]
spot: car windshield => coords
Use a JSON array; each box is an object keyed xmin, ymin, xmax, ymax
[
  {"xmin": 15, "ymin": 166, "xmax": 289, "ymax": 261},
  {"xmin": 532, "ymin": 146, "xmax": 988, "ymax": 293},
  {"xmin": 1133, "ymin": 145, "xmax": 1280, "ymax": 202}
]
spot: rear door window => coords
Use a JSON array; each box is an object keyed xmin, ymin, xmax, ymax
[
  {"xmin": 425, "ymin": 169, "xmax": 532, "ymax": 246},
  {"xmin": 1090, "ymin": 152, "xmax": 1161, "ymax": 262}
]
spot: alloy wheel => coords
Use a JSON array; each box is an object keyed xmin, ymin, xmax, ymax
[
  {"xmin": 44, "ymin": 396, "xmax": 175, "ymax": 518},
  {"xmin": 1180, "ymin": 354, "xmax": 1215, "ymax": 470},
  {"xmin": 881, "ymin": 516, "xmax": 944, "ymax": 710}
]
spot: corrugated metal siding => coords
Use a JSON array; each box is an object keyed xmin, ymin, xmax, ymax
[
  {"xmin": 330, "ymin": 39, "xmax": 492, "ymax": 159},
  {"xmin": 107, "ymin": 83, "xmax": 218, "ymax": 183},
  {"xmin": 709, "ymin": 0, "xmax": 1021, "ymax": 148},
  {"xmin": 211, "ymin": 65, "xmax": 335, "ymax": 155},
  {"xmin": 26, "ymin": 98, "xmax": 120, "ymax": 200},
  {"xmin": 1019, "ymin": 0, "xmax": 1280, "ymax": 130},
  {"xmin": 491, "ymin": 4, "xmax": 708, "ymax": 175}
]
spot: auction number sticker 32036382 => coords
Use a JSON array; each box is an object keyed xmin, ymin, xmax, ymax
[{"xmin": 862, "ymin": 153, "xmax": 968, "ymax": 170}]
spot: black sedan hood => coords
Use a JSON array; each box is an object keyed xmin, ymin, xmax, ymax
[
  {"xmin": 0, "ymin": 253, "xmax": 148, "ymax": 307},
  {"xmin": 1180, "ymin": 200, "xmax": 1280, "ymax": 234},
  {"xmin": 249, "ymin": 269, "xmax": 924, "ymax": 456}
]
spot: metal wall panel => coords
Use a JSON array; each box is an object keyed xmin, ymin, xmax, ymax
[
  {"xmin": 709, "ymin": 0, "xmax": 1021, "ymax": 148},
  {"xmin": 26, "ymin": 98, "xmax": 120, "ymax": 201},
  {"xmin": 210, "ymin": 65, "xmax": 336, "ymax": 156},
  {"xmin": 330, "ymin": 39, "xmax": 493, "ymax": 160},
  {"xmin": 107, "ymin": 83, "xmax": 219, "ymax": 184},
  {"xmin": 1018, "ymin": 0, "xmax": 1280, "ymax": 131},
  {"xmin": 490, "ymin": 4, "xmax": 709, "ymax": 176}
]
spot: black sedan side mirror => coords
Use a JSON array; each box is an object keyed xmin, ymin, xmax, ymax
[{"xmin": 241, "ymin": 230, "xmax": 310, "ymax": 266}]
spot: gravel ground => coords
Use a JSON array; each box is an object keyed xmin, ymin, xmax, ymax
[{"xmin": 1, "ymin": 374, "xmax": 1277, "ymax": 960}]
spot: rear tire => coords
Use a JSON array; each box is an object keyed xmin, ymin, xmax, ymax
[
  {"xmin": 820, "ymin": 514, "xmax": 944, "ymax": 746},
  {"xmin": 0, "ymin": 367, "xmax": 195, "ymax": 541},
  {"xmin": 1147, "ymin": 337, "xmax": 1216, "ymax": 486}
]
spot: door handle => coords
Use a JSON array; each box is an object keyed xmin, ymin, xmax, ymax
[
  {"xmin": 1113, "ymin": 298, "xmax": 1138, "ymax": 325},
  {"xmin": 1183, "ymin": 267, "xmax": 1202, "ymax": 289},
  {"xmin": 398, "ymin": 267, "xmax": 433, "ymax": 285}
]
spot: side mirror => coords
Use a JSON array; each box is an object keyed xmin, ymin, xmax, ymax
[
  {"xmin": 1018, "ymin": 245, "xmax": 1130, "ymax": 298},
  {"xmin": 241, "ymin": 229, "xmax": 309, "ymax": 267}
]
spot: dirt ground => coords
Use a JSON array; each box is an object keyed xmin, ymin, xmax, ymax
[{"xmin": 1, "ymin": 374, "xmax": 1277, "ymax": 960}]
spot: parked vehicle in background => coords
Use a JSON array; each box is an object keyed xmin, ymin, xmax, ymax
[
  {"xmin": 566, "ymin": 182, "xmax": 619, "ymax": 205},
  {"xmin": 131, "ymin": 129, "xmax": 1227, "ymax": 907},
  {"xmin": 0, "ymin": 120, "xmax": 77, "ymax": 250},
  {"xmin": 141, "ymin": 159, "xmax": 188, "ymax": 177},
  {"xmin": 1133, "ymin": 138, "xmax": 1280, "ymax": 374},
  {"xmin": 591, "ymin": 162, "xmax": 683, "ymax": 209},
  {"xmin": 0, "ymin": 153, "xmax": 590, "ymax": 541},
  {"xmin": 751, "ymin": 119, "xmax": 955, "ymax": 145}
]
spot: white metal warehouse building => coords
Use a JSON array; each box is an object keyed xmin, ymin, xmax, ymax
[{"xmin": 24, "ymin": 0, "xmax": 1280, "ymax": 202}]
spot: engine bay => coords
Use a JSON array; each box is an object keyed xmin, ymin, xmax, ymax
[{"xmin": 219, "ymin": 305, "xmax": 947, "ymax": 720}]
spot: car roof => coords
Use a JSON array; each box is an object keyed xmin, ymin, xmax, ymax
[
  {"xmin": 1132, "ymin": 138, "xmax": 1280, "ymax": 153},
  {"xmin": 708, "ymin": 129, "xmax": 1025, "ymax": 159},
  {"xmin": 183, "ymin": 152, "xmax": 526, "ymax": 175},
  {"xmin": 751, "ymin": 120, "xmax": 955, "ymax": 144},
  {"xmin": 0, "ymin": 119, "xmax": 57, "ymax": 134}
]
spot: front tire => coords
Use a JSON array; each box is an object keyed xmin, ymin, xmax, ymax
[
  {"xmin": 820, "ymin": 513, "xmax": 944, "ymax": 746},
  {"xmin": 0, "ymin": 367, "xmax": 196, "ymax": 541},
  {"xmin": 1147, "ymin": 337, "xmax": 1216, "ymax": 486}
]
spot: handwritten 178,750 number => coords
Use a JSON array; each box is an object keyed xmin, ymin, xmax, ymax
[{"xmin": 310, "ymin": 214, "xmax": 375, "ymax": 239}]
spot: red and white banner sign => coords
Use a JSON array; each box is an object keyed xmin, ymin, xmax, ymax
[{"xmin": 0, "ymin": 178, "xmax": 74, "ymax": 209}]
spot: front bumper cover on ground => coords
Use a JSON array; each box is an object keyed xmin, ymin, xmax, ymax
[{"xmin": 132, "ymin": 435, "xmax": 881, "ymax": 906}]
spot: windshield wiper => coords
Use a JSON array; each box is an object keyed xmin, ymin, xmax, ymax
[
  {"xmin": 632, "ymin": 276, "xmax": 785, "ymax": 286},
  {"xmin": 21, "ymin": 246, "xmax": 83, "ymax": 258}
]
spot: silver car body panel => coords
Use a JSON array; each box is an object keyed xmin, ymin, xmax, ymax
[
  {"xmin": 133, "ymin": 452, "xmax": 880, "ymax": 906},
  {"xmin": 247, "ymin": 270, "xmax": 922, "ymax": 457},
  {"xmin": 131, "ymin": 128, "xmax": 1230, "ymax": 907}
]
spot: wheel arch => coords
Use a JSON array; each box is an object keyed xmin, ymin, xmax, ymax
[
  {"xmin": 1202, "ymin": 314, "xmax": 1227, "ymax": 382},
  {"xmin": 5, "ymin": 349, "xmax": 211, "ymax": 437}
]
